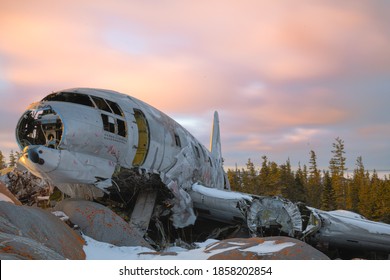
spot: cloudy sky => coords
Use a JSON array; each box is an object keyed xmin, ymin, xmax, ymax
[{"xmin": 1, "ymin": 0, "xmax": 390, "ymax": 173}]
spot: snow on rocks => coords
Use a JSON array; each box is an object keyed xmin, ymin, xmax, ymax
[
  {"xmin": 205, "ymin": 237, "xmax": 330, "ymax": 260},
  {"xmin": 83, "ymin": 235, "xmax": 329, "ymax": 260}
]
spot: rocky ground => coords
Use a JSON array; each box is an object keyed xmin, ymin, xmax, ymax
[{"xmin": 0, "ymin": 169, "xmax": 329, "ymax": 260}]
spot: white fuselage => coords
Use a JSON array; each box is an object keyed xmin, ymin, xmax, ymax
[{"xmin": 16, "ymin": 88, "xmax": 228, "ymax": 227}]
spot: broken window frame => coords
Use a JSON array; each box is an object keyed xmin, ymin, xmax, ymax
[
  {"xmin": 101, "ymin": 113, "xmax": 127, "ymax": 137},
  {"xmin": 105, "ymin": 99, "xmax": 124, "ymax": 116},
  {"xmin": 91, "ymin": 96, "xmax": 112, "ymax": 113},
  {"xmin": 42, "ymin": 92, "xmax": 95, "ymax": 108}
]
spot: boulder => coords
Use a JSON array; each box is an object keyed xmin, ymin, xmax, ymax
[
  {"xmin": 205, "ymin": 236, "xmax": 330, "ymax": 260},
  {"xmin": 55, "ymin": 199, "xmax": 152, "ymax": 248},
  {"xmin": 0, "ymin": 202, "xmax": 85, "ymax": 259},
  {"xmin": 0, "ymin": 232, "xmax": 65, "ymax": 260}
]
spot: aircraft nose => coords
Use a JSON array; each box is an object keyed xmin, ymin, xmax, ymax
[
  {"xmin": 28, "ymin": 147, "xmax": 43, "ymax": 165},
  {"xmin": 20, "ymin": 145, "xmax": 60, "ymax": 174}
]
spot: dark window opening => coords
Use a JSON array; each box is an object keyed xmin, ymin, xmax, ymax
[
  {"xmin": 101, "ymin": 114, "xmax": 126, "ymax": 137},
  {"xmin": 174, "ymin": 134, "xmax": 181, "ymax": 147},
  {"xmin": 106, "ymin": 100, "xmax": 123, "ymax": 116},
  {"xmin": 16, "ymin": 107, "xmax": 63, "ymax": 149},
  {"xmin": 101, "ymin": 114, "xmax": 109, "ymax": 131},
  {"xmin": 117, "ymin": 119, "xmax": 126, "ymax": 137},
  {"xmin": 92, "ymin": 96, "xmax": 112, "ymax": 113},
  {"xmin": 108, "ymin": 116, "xmax": 115, "ymax": 133},
  {"xmin": 42, "ymin": 92, "xmax": 94, "ymax": 107}
]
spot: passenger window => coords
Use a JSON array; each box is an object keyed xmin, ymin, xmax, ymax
[
  {"xmin": 108, "ymin": 116, "xmax": 115, "ymax": 133},
  {"xmin": 101, "ymin": 114, "xmax": 127, "ymax": 137},
  {"xmin": 174, "ymin": 134, "xmax": 181, "ymax": 147},
  {"xmin": 101, "ymin": 114, "xmax": 109, "ymax": 131},
  {"xmin": 117, "ymin": 119, "xmax": 126, "ymax": 137}
]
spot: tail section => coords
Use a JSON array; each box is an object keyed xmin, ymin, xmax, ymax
[
  {"xmin": 210, "ymin": 111, "xmax": 230, "ymax": 190},
  {"xmin": 210, "ymin": 111, "xmax": 222, "ymax": 165}
]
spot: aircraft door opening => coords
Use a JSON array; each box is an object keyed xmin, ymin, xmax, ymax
[{"xmin": 132, "ymin": 110, "xmax": 149, "ymax": 166}]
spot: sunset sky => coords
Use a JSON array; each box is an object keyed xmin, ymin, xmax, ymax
[{"xmin": 1, "ymin": 0, "xmax": 390, "ymax": 173}]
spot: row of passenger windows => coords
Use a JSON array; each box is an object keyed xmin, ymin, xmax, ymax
[{"xmin": 43, "ymin": 92, "xmax": 124, "ymax": 117}]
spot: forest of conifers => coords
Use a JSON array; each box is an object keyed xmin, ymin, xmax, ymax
[
  {"xmin": 227, "ymin": 137, "xmax": 390, "ymax": 223},
  {"xmin": 1, "ymin": 138, "xmax": 389, "ymax": 223}
]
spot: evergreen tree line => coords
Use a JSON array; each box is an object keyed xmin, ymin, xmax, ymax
[
  {"xmin": 0, "ymin": 150, "xmax": 21, "ymax": 169},
  {"xmin": 227, "ymin": 137, "xmax": 390, "ymax": 223}
]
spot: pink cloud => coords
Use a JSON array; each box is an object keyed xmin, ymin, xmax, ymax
[{"xmin": 1, "ymin": 0, "xmax": 390, "ymax": 169}]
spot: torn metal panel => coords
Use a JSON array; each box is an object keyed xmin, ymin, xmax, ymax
[
  {"xmin": 130, "ymin": 190, "xmax": 157, "ymax": 235},
  {"xmin": 189, "ymin": 183, "xmax": 250, "ymax": 224},
  {"xmin": 190, "ymin": 183, "xmax": 302, "ymax": 238},
  {"xmin": 247, "ymin": 197, "xmax": 302, "ymax": 237},
  {"xmin": 307, "ymin": 209, "xmax": 390, "ymax": 257}
]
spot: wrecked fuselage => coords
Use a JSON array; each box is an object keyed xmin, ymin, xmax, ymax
[
  {"xmin": 16, "ymin": 88, "xmax": 228, "ymax": 229},
  {"xmin": 190, "ymin": 184, "xmax": 390, "ymax": 259},
  {"xmin": 15, "ymin": 88, "xmax": 390, "ymax": 259}
]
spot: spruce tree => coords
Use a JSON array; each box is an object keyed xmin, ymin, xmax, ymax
[
  {"xmin": 293, "ymin": 163, "xmax": 307, "ymax": 202},
  {"xmin": 307, "ymin": 150, "xmax": 322, "ymax": 208},
  {"xmin": 322, "ymin": 170, "xmax": 336, "ymax": 210},
  {"xmin": 9, "ymin": 150, "xmax": 17, "ymax": 167},
  {"xmin": 259, "ymin": 156, "xmax": 271, "ymax": 195},
  {"xmin": 280, "ymin": 159, "xmax": 295, "ymax": 199},
  {"xmin": 0, "ymin": 150, "xmax": 6, "ymax": 169},
  {"xmin": 348, "ymin": 156, "xmax": 366, "ymax": 212},
  {"xmin": 245, "ymin": 158, "xmax": 258, "ymax": 194},
  {"xmin": 329, "ymin": 137, "xmax": 347, "ymax": 209},
  {"xmin": 227, "ymin": 167, "xmax": 240, "ymax": 191}
]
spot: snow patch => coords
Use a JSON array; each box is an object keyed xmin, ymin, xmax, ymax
[
  {"xmin": 192, "ymin": 183, "xmax": 253, "ymax": 201},
  {"xmin": 328, "ymin": 210, "xmax": 366, "ymax": 220},
  {"xmin": 83, "ymin": 235, "xmax": 300, "ymax": 260},
  {"xmin": 52, "ymin": 211, "xmax": 70, "ymax": 222},
  {"xmin": 240, "ymin": 241, "xmax": 296, "ymax": 255}
]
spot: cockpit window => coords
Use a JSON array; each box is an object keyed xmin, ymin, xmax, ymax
[
  {"xmin": 43, "ymin": 91, "xmax": 124, "ymax": 117},
  {"xmin": 91, "ymin": 96, "xmax": 112, "ymax": 113},
  {"xmin": 42, "ymin": 92, "xmax": 94, "ymax": 107},
  {"xmin": 106, "ymin": 100, "xmax": 123, "ymax": 116}
]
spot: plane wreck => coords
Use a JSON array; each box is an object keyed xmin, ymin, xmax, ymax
[{"xmin": 15, "ymin": 88, "xmax": 390, "ymax": 259}]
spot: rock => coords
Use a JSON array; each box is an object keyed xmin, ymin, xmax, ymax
[
  {"xmin": 55, "ymin": 199, "xmax": 152, "ymax": 248},
  {"xmin": 0, "ymin": 202, "xmax": 85, "ymax": 259},
  {"xmin": 205, "ymin": 237, "xmax": 330, "ymax": 260},
  {"xmin": 0, "ymin": 182, "xmax": 22, "ymax": 205},
  {"xmin": 0, "ymin": 232, "xmax": 65, "ymax": 260},
  {"xmin": 0, "ymin": 253, "xmax": 30, "ymax": 260}
]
